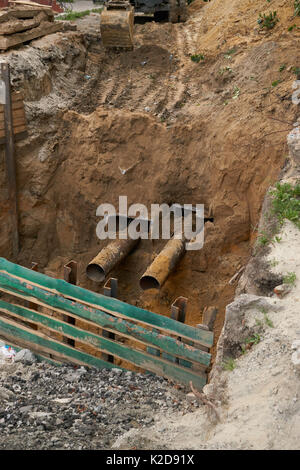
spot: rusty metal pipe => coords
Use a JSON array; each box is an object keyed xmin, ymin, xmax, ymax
[
  {"xmin": 86, "ymin": 237, "xmax": 139, "ymax": 282},
  {"xmin": 140, "ymin": 238, "xmax": 186, "ymax": 290}
]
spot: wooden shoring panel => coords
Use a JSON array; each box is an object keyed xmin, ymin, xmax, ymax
[
  {"xmin": 0, "ymin": 257, "xmax": 214, "ymax": 348},
  {"xmin": 0, "ymin": 271, "xmax": 211, "ymax": 368},
  {"xmin": 0, "ymin": 298, "xmax": 207, "ymax": 390}
]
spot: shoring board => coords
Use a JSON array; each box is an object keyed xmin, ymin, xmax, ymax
[
  {"xmin": 0, "ymin": 258, "xmax": 213, "ymax": 347},
  {"xmin": 0, "ymin": 130, "xmax": 27, "ymax": 145},
  {"xmin": 0, "ymin": 314, "xmax": 123, "ymax": 370},
  {"xmin": 0, "ymin": 275, "xmax": 211, "ymax": 367},
  {"xmin": 0, "ymin": 21, "xmax": 63, "ymax": 50},
  {"xmin": 0, "ymin": 299, "xmax": 207, "ymax": 389}
]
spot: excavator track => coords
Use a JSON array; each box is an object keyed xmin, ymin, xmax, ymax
[
  {"xmin": 169, "ymin": 0, "xmax": 188, "ymax": 23},
  {"xmin": 100, "ymin": 1, "xmax": 134, "ymax": 49}
]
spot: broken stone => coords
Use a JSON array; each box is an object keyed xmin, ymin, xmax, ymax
[
  {"xmin": 291, "ymin": 349, "xmax": 300, "ymax": 371},
  {"xmin": 274, "ymin": 284, "xmax": 292, "ymax": 298},
  {"xmin": 287, "ymin": 126, "xmax": 300, "ymax": 168},
  {"xmin": 186, "ymin": 392, "xmax": 196, "ymax": 402},
  {"xmin": 291, "ymin": 340, "xmax": 300, "ymax": 351},
  {"xmin": 14, "ymin": 349, "xmax": 37, "ymax": 364}
]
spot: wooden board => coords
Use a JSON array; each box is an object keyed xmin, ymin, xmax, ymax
[
  {"xmin": 0, "ymin": 272, "xmax": 212, "ymax": 367},
  {"xmin": 0, "ymin": 257, "xmax": 214, "ymax": 348},
  {"xmin": 0, "ymin": 5, "xmax": 54, "ymax": 24},
  {"xmin": 0, "ymin": 91, "xmax": 27, "ymax": 142},
  {"xmin": 0, "ymin": 299, "xmax": 207, "ymax": 389},
  {"xmin": 0, "ymin": 11, "xmax": 47, "ymax": 35},
  {"xmin": 0, "ymin": 20, "xmax": 63, "ymax": 50},
  {"xmin": 8, "ymin": 1, "xmax": 52, "ymax": 8}
]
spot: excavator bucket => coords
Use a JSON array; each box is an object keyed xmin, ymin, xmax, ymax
[{"xmin": 100, "ymin": 1, "xmax": 134, "ymax": 49}]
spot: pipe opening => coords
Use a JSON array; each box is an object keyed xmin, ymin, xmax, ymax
[
  {"xmin": 140, "ymin": 275, "xmax": 161, "ymax": 291},
  {"xmin": 86, "ymin": 263, "xmax": 106, "ymax": 282}
]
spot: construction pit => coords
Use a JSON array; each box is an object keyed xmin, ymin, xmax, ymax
[{"xmin": 0, "ymin": 0, "xmax": 299, "ymax": 450}]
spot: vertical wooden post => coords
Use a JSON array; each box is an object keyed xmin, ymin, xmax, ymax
[{"xmin": 1, "ymin": 63, "xmax": 19, "ymax": 258}]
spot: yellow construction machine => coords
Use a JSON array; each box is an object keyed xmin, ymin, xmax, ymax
[{"xmin": 100, "ymin": 0, "xmax": 187, "ymax": 49}]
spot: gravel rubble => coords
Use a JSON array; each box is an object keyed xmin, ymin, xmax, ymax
[{"xmin": 0, "ymin": 359, "xmax": 200, "ymax": 450}]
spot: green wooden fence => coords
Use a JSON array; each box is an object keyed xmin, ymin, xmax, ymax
[{"xmin": 0, "ymin": 257, "xmax": 213, "ymax": 390}]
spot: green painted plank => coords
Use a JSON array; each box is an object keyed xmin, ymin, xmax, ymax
[
  {"xmin": 0, "ymin": 299, "xmax": 206, "ymax": 389},
  {"xmin": 0, "ymin": 258, "xmax": 213, "ymax": 347},
  {"xmin": 147, "ymin": 328, "xmax": 160, "ymax": 357},
  {"xmin": 0, "ymin": 271, "xmax": 211, "ymax": 367},
  {"xmin": 0, "ymin": 315, "xmax": 123, "ymax": 371}
]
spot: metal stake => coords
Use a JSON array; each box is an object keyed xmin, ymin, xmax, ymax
[
  {"xmin": 102, "ymin": 277, "xmax": 118, "ymax": 363},
  {"xmin": 63, "ymin": 260, "xmax": 77, "ymax": 347}
]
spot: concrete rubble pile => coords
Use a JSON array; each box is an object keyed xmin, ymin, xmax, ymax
[{"xmin": 0, "ymin": 1, "xmax": 63, "ymax": 51}]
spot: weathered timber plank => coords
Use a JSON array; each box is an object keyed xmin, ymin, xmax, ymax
[
  {"xmin": 0, "ymin": 108, "xmax": 26, "ymax": 120},
  {"xmin": 0, "ymin": 116, "xmax": 26, "ymax": 131},
  {"xmin": 0, "ymin": 299, "xmax": 207, "ymax": 389},
  {"xmin": 0, "ymin": 130, "xmax": 28, "ymax": 145},
  {"xmin": 0, "ymin": 102, "xmax": 24, "ymax": 114},
  {"xmin": 0, "ymin": 7, "xmax": 54, "ymax": 23},
  {"xmin": 0, "ymin": 14, "xmax": 44, "ymax": 35},
  {"xmin": 0, "ymin": 274, "xmax": 211, "ymax": 367},
  {"xmin": 0, "ymin": 314, "xmax": 122, "ymax": 370},
  {"xmin": 9, "ymin": 1, "xmax": 52, "ymax": 9},
  {"xmin": 0, "ymin": 258, "xmax": 213, "ymax": 347},
  {"xmin": 0, "ymin": 125, "xmax": 27, "ymax": 139},
  {"xmin": 0, "ymin": 21, "xmax": 63, "ymax": 50}
]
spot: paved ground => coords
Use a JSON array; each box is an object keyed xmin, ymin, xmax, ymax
[{"xmin": 70, "ymin": 0, "xmax": 102, "ymax": 12}]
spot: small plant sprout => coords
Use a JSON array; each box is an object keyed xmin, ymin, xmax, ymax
[
  {"xmin": 190, "ymin": 54, "xmax": 205, "ymax": 63},
  {"xmin": 219, "ymin": 66, "xmax": 233, "ymax": 75},
  {"xmin": 223, "ymin": 358, "xmax": 236, "ymax": 371},
  {"xmin": 232, "ymin": 86, "xmax": 240, "ymax": 99},
  {"xmin": 269, "ymin": 259, "xmax": 279, "ymax": 268},
  {"xmin": 257, "ymin": 231, "xmax": 269, "ymax": 246},
  {"xmin": 272, "ymin": 80, "xmax": 281, "ymax": 87},
  {"xmin": 264, "ymin": 313, "xmax": 274, "ymax": 328},
  {"xmin": 224, "ymin": 47, "xmax": 237, "ymax": 59},
  {"xmin": 283, "ymin": 272, "xmax": 297, "ymax": 286},
  {"xmin": 246, "ymin": 333, "xmax": 261, "ymax": 346},
  {"xmin": 257, "ymin": 11, "xmax": 279, "ymax": 30},
  {"xmin": 255, "ymin": 317, "xmax": 264, "ymax": 328},
  {"xmin": 294, "ymin": 0, "xmax": 300, "ymax": 16}
]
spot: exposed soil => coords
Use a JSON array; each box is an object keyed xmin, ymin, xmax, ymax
[{"xmin": 0, "ymin": 1, "xmax": 299, "ymax": 364}]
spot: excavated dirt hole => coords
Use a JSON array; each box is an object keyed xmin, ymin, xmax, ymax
[{"xmin": 0, "ymin": 7, "xmax": 298, "ymax": 370}]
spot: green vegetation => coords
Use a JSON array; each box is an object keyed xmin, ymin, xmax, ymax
[
  {"xmin": 288, "ymin": 24, "xmax": 297, "ymax": 31},
  {"xmin": 245, "ymin": 333, "xmax": 261, "ymax": 346},
  {"xmin": 283, "ymin": 272, "xmax": 297, "ymax": 285},
  {"xmin": 272, "ymin": 80, "xmax": 281, "ymax": 87},
  {"xmin": 257, "ymin": 230, "xmax": 270, "ymax": 246},
  {"xmin": 190, "ymin": 54, "xmax": 205, "ymax": 63},
  {"xmin": 279, "ymin": 64, "xmax": 286, "ymax": 72},
  {"xmin": 219, "ymin": 66, "xmax": 233, "ymax": 75},
  {"xmin": 224, "ymin": 47, "xmax": 237, "ymax": 59},
  {"xmin": 59, "ymin": 8, "xmax": 103, "ymax": 21},
  {"xmin": 294, "ymin": 0, "xmax": 300, "ymax": 16},
  {"xmin": 292, "ymin": 66, "xmax": 300, "ymax": 76},
  {"xmin": 257, "ymin": 11, "xmax": 279, "ymax": 29},
  {"xmin": 232, "ymin": 86, "xmax": 240, "ymax": 99},
  {"xmin": 223, "ymin": 357, "xmax": 236, "ymax": 371},
  {"xmin": 269, "ymin": 182, "xmax": 300, "ymax": 229}
]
